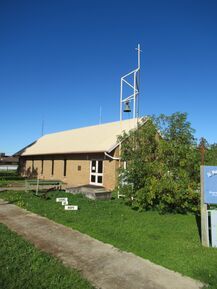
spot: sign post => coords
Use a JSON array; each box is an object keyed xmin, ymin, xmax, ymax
[
  {"xmin": 201, "ymin": 165, "xmax": 217, "ymax": 247},
  {"xmin": 200, "ymin": 166, "xmax": 209, "ymax": 247}
]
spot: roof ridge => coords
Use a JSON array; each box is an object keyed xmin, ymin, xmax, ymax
[{"xmin": 40, "ymin": 118, "xmax": 141, "ymax": 138}]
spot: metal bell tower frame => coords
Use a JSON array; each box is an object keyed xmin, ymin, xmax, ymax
[{"xmin": 120, "ymin": 44, "xmax": 141, "ymax": 120}]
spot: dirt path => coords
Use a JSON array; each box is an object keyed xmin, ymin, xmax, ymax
[{"xmin": 0, "ymin": 199, "xmax": 204, "ymax": 289}]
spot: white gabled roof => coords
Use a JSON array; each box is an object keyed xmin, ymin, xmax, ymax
[{"xmin": 21, "ymin": 117, "xmax": 147, "ymax": 156}]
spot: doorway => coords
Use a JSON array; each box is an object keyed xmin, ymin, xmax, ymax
[{"xmin": 90, "ymin": 160, "xmax": 103, "ymax": 186}]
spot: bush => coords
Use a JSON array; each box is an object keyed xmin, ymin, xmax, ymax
[
  {"xmin": 0, "ymin": 170, "xmax": 18, "ymax": 177},
  {"xmin": 0, "ymin": 176, "xmax": 24, "ymax": 181},
  {"xmin": 118, "ymin": 113, "xmax": 201, "ymax": 214},
  {"xmin": 0, "ymin": 170, "xmax": 25, "ymax": 181}
]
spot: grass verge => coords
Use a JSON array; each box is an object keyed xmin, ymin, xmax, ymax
[
  {"xmin": 0, "ymin": 223, "xmax": 94, "ymax": 289},
  {"xmin": 1, "ymin": 191, "xmax": 217, "ymax": 288}
]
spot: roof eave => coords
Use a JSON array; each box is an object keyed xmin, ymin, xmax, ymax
[
  {"xmin": 21, "ymin": 150, "xmax": 108, "ymax": 157},
  {"xmin": 107, "ymin": 116, "xmax": 149, "ymax": 153}
]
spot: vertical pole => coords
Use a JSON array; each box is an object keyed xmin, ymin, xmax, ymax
[
  {"xmin": 120, "ymin": 78, "xmax": 123, "ymax": 120},
  {"xmin": 137, "ymin": 44, "xmax": 140, "ymax": 118},
  {"xmin": 133, "ymin": 72, "xmax": 136, "ymax": 118},
  {"xmin": 36, "ymin": 177, "xmax": 39, "ymax": 196},
  {"xmin": 117, "ymin": 142, "xmax": 122, "ymax": 199},
  {"xmin": 99, "ymin": 106, "xmax": 102, "ymax": 124},
  {"xmin": 201, "ymin": 165, "xmax": 209, "ymax": 246},
  {"xmin": 137, "ymin": 43, "xmax": 140, "ymax": 69},
  {"xmin": 25, "ymin": 179, "xmax": 27, "ymax": 192},
  {"xmin": 41, "ymin": 119, "xmax": 44, "ymax": 136},
  {"xmin": 136, "ymin": 44, "xmax": 141, "ymax": 118},
  {"xmin": 200, "ymin": 138, "xmax": 205, "ymax": 165}
]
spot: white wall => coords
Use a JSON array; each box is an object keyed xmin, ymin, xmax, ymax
[{"xmin": 0, "ymin": 165, "xmax": 18, "ymax": 171}]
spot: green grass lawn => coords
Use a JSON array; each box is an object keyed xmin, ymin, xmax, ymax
[
  {"xmin": 0, "ymin": 223, "xmax": 94, "ymax": 289},
  {"xmin": 1, "ymin": 191, "xmax": 217, "ymax": 288}
]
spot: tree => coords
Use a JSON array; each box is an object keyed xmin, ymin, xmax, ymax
[
  {"xmin": 198, "ymin": 138, "xmax": 217, "ymax": 166},
  {"xmin": 118, "ymin": 112, "xmax": 200, "ymax": 214},
  {"xmin": 205, "ymin": 143, "xmax": 217, "ymax": 166}
]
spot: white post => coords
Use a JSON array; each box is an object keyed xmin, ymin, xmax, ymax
[
  {"xmin": 99, "ymin": 106, "xmax": 102, "ymax": 124},
  {"xmin": 25, "ymin": 179, "xmax": 28, "ymax": 192},
  {"xmin": 137, "ymin": 44, "xmax": 141, "ymax": 118},
  {"xmin": 133, "ymin": 71, "xmax": 136, "ymax": 118},
  {"xmin": 201, "ymin": 166, "xmax": 209, "ymax": 247},
  {"xmin": 137, "ymin": 43, "xmax": 141, "ymax": 69},
  {"xmin": 120, "ymin": 78, "xmax": 123, "ymax": 120},
  {"xmin": 36, "ymin": 177, "xmax": 40, "ymax": 196}
]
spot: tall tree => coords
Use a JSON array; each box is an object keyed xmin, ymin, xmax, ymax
[{"xmin": 205, "ymin": 143, "xmax": 217, "ymax": 165}]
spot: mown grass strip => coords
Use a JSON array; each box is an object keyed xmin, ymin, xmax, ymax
[
  {"xmin": 0, "ymin": 223, "xmax": 94, "ymax": 289},
  {"xmin": 1, "ymin": 191, "xmax": 217, "ymax": 288}
]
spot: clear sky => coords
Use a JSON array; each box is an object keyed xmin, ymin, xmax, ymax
[{"xmin": 0, "ymin": 0, "xmax": 216, "ymax": 155}]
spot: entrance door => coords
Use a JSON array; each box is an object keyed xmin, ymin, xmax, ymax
[{"xmin": 90, "ymin": 160, "xmax": 103, "ymax": 186}]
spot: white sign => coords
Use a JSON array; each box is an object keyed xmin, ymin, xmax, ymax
[
  {"xmin": 56, "ymin": 197, "xmax": 68, "ymax": 202},
  {"xmin": 207, "ymin": 170, "xmax": 217, "ymax": 178},
  {"xmin": 61, "ymin": 200, "xmax": 68, "ymax": 205},
  {"xmin": 64, "ymin": 205, "xmax": 78, "ymax": 211}
]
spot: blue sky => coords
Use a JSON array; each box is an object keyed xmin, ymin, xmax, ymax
[{"xmin": 0, "ymin": 0, "xmax": 216, "ymax": 154}]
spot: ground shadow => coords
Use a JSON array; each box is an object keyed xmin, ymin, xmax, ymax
[
  {"xmin": 0, "ymin": 199, "xmax": 20, "ymax": 205},
  {"xmin": 195, "ymin": 214, "xmax": 201, "ymax": 240}
]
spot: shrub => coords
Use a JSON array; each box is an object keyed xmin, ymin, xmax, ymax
[{"xmin": 118, "ymin": 113, "xmax": 200, "ymax": 214}]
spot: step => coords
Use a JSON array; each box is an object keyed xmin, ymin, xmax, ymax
[{"xmin": 66, "ymin": 185, "xmax": 112, "ymax": 200}]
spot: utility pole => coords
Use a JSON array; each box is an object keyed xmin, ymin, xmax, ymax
[{"xmin": 200, "ymin": 137, "xmax": 205, "ymax": 165}]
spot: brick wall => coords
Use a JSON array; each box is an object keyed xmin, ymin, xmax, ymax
[{"xmin": 20, "ymin": 150, "xmax": 119, "ymax": 190}]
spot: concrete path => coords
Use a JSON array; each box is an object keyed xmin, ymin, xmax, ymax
[{"xmin": 0, "ymin": 199, "xmax": 204, "ymax": 289}]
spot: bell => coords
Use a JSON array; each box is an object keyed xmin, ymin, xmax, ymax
[{"xmin": 123, "ymin": 101, "xmax": 131, "ymax": 113}]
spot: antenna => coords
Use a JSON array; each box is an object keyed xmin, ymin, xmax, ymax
[
  {"xmin": 120, "ymin": 44, "xmax": 142, "ymax": 120},
  {"xmin": 41, "ymin": 119, "xmax": 44, "ymax": 136},
  {"xmin": 99, "ymin": 105, "xmax": 102, "ymax": 124}
]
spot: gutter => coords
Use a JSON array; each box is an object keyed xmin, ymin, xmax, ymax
[
  {"xmin": 104, "ymin": 152, "xmax": 120, "ymax": 160},
  {"xmin": 107, "ymin": 116, "xmax": 149, "ymax": 154}
]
